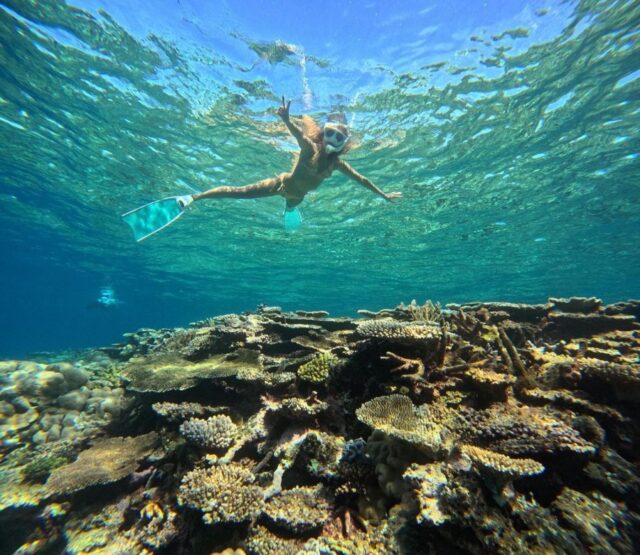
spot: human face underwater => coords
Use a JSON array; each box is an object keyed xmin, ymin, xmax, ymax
[{"xmin": 323, "ymin": 123, "xmax": 348, "ymax": 153}]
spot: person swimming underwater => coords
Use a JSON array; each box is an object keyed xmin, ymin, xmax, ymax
[{"xmin": 176, "ymin": 97, "xmax": 402, "ymax": 219}]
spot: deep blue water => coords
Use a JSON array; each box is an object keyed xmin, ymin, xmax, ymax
[{"xmin": 0, "ymin": 0, "xmax": 638, "ymax": 357}]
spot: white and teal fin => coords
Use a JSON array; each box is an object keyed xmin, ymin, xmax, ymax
[
  {"xmin": 122, "ymin": 196, "xmax": 190, "ymax": 242},
  {"xmin": 283, "ymin": 204, "xmax": 303, "ymax": 231}
]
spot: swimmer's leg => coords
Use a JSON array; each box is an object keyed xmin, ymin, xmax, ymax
[{"xmin": 193, "ymin": 177, "xmax": 283, "ymax": 202}]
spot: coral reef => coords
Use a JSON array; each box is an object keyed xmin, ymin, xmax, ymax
[{"xmin": 1, "ymin": 297, "xmax": 639, "ymax": 554}]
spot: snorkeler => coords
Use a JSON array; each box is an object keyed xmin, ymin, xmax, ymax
[
  {"xmin": 123, "ymin": 97, "xmax": 401, "ymax": 240},
  {"xmin": 176, "ymin": 97, "xmax": 402, "ymax": 215}
]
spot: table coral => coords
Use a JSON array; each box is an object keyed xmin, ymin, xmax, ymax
[
  {"xmin": 46, "ymin": 432, "xmax": 159, "ymax": 494},
  {"xmin": 355, "ymin": 319, "xmax": 441, "ymax": 342},
  {"xmin": 459, "ymin": 444, "xmax": 545, "ymax": 478},
  {"xmin": 122, "ymin": 354, "xmax": 251, "ymax": 393},
  {"xmin": 356, "ymin": 394, "xmax": 442, "ymax": 454}
]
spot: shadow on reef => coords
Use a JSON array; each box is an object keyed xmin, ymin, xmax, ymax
[{"xmin": 1, "ymin": 298, "xmax": 640, "ymax": 554}]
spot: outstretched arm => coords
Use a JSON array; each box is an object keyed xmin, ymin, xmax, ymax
[
  {"xmin": 337, "ymin": 159, "xmax": 402, "ymax": 201},
  {"xmin": 277, "ymin": 96, "xmax": 314, "ymax": 156}
]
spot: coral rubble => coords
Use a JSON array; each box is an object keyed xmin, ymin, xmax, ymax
[{"xmin": 1, "ymin": 297, "xmax": 639, "ymax": 554}]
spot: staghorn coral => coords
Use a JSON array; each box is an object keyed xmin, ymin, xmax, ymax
[
  {"xmin": 297, "ymin": 353, "xmax": 339, "ymax": 383},
  {"xmin": 355, "ymin": 318, "xmax": 441, "ymax": 342},
  {"xmin": 46, "ymin": 432, "xmax": 159, "ymax": 494},
  {"xmin": 263, "ymin": 485, "xmax": 332, "ymax": 534},
  {"xmin": 177, "ymin": 463, "xmax": 264, "ymax": 524},
  {"xmin": 406, "ymin": 299, "xmax": 443, "ymax": 324},
  {"xmin": 356, "ymin": 394, "xmax": 443, "ymax": 454},
  {"xmin": 459, "ymin": 444, "xmax": 545, "ymax": 479},
  {"xmin": 179, "ymin": 415, "xmax": 237, "ymax": 452}
]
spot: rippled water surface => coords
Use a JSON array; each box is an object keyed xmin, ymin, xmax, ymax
[{"xmin": 1, "ymin": 0, "xmax": 639, "ymax": 354}]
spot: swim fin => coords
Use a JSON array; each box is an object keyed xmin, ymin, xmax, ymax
[
  {"xmin": 283, "ymin": 205, "xmax": 303, "ymax": 231},
  {"xmin": 122, "ymin": 195, "xmax": 192, "ymax": 242}
]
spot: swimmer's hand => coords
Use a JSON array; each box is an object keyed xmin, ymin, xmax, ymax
[
  {"xmin": 277, "ymin": 96, "xmax": 291, "ymax": 122},
  {"xmin": 384, "ymin": 192, "xmax": 403, "ymax": 202},
  {"xmin": 176, "ymin": 195, "xmax": 194, "ymax": 209}
]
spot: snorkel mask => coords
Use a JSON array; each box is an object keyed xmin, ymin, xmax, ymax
[{"xmin": 323, "ymin": 123, "xmax": 349, "ymax": 153}]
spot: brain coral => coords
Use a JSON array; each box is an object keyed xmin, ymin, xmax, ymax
[
  {"xmin": 46, "ymin": 432, "xmax": 159, "ymax": 494},
  {"xmin": 179, "ymin": 415, "xmax": 237, "ymax": 451},
  {"xmin": 297, "ymin": 353, "xmax": 339, "ymax": 383},
  {"xmin": 356, "ymin": 394, "xmax": 442, "ymax": 453},
  {"xmin": 177, "ymin": 464, "xmax": 264, "ymax": 524}
]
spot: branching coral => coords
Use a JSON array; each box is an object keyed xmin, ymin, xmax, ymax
[
  {"xmin": 177, "ymin": 463, "xmax": 264, "ymax": 524},
  {"xmin": 179, "ymin": 415, "xmax": 237, "ymax": 452},
  {"xmin": 297, "ymin": 353, "xmax": 339, "ymax": 383}
]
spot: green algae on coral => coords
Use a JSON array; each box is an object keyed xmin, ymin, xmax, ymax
[{"xmin": 22, "ymin": 454, "xmax": 68, "ymax": 483}]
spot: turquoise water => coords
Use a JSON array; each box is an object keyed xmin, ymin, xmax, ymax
[{"xmin": 0, "ymin": 0, "xmax": 639, "ymax": 356}]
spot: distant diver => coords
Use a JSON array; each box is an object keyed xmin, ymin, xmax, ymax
[
  {"xmin": 87, "ymin": 287, "xmax": 120, "ymax": 310},
  {"xmin": 122, "ymin": 97, "xmax": 402, "ymax": 240}
]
